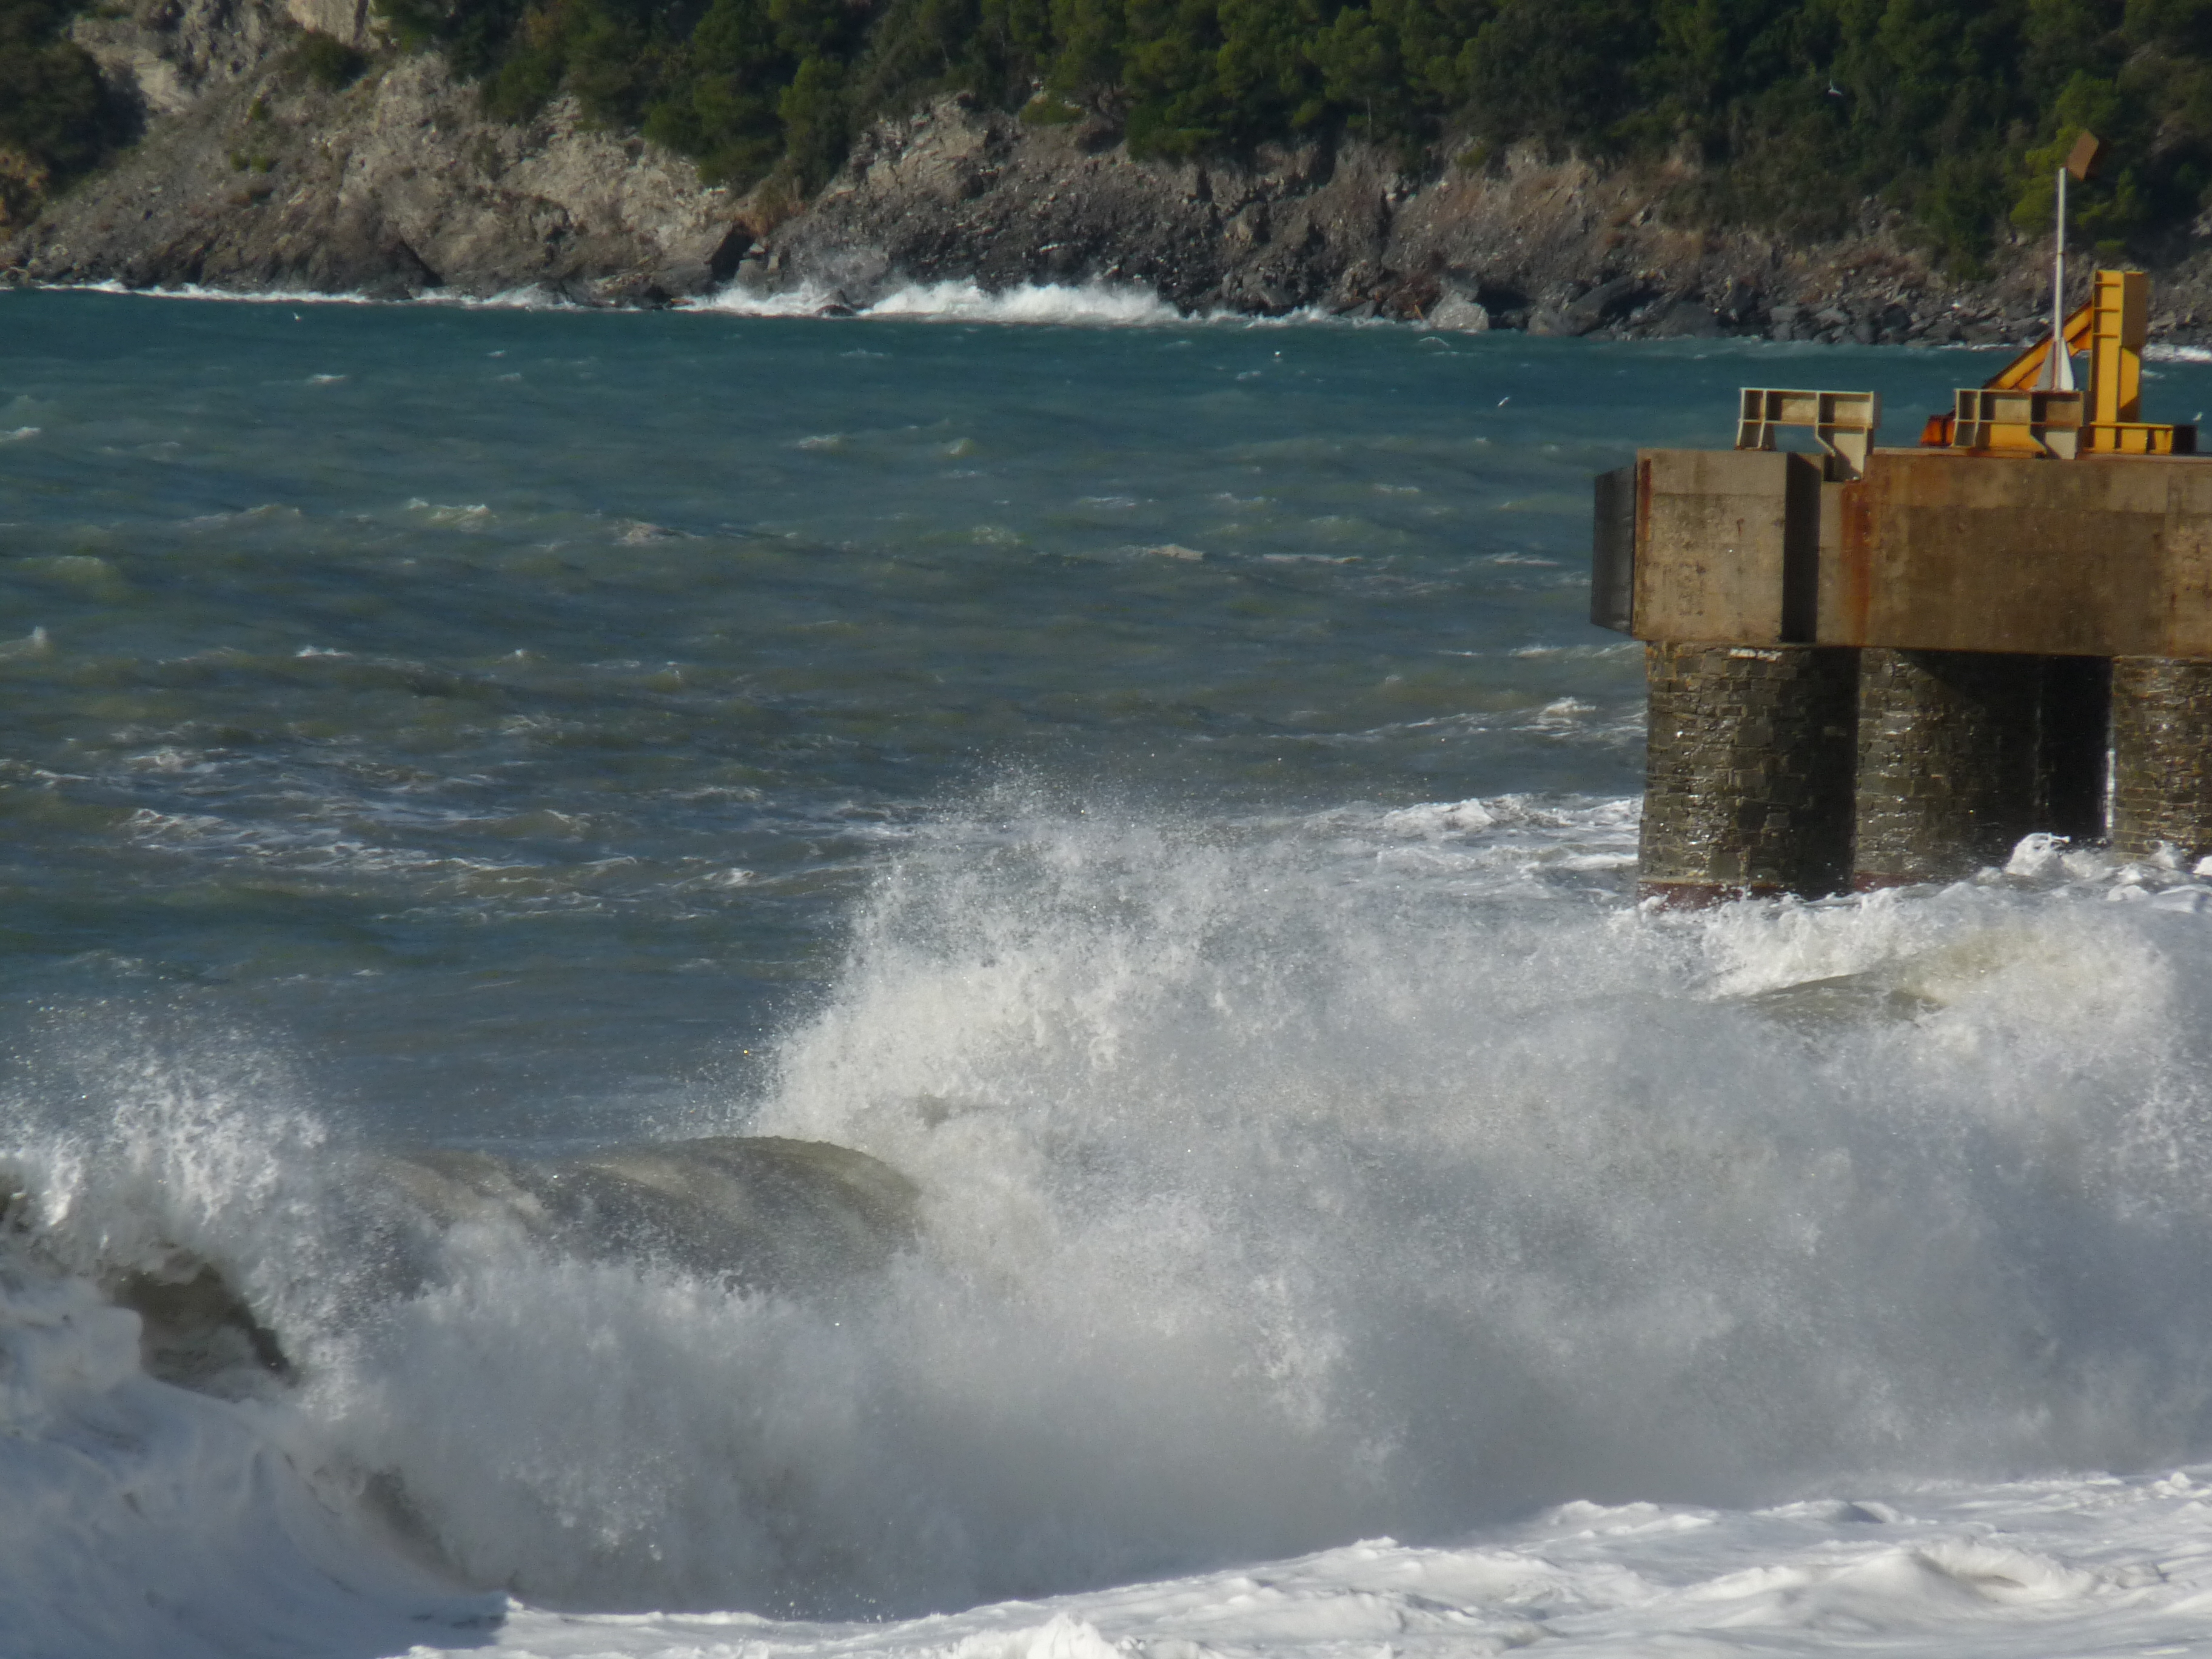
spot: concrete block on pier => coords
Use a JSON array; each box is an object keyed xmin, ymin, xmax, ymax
[
  {"xmin": 1629, "ymin": 450, "xmax": 1823, "ymax": 645},
  {"xmin": 1830, "ymin": 452, "xmax": 2212, "ymax": 656},
  {"xmin": 1605, "ymin": 448, "xmax": 2212, "ymax": 659}
]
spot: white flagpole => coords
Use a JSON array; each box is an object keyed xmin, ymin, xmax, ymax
[{"xmin": 2046, "ymin": 164, "xmax": 2076, "ymax": 393}]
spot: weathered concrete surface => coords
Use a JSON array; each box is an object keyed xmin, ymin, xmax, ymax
[
  {"xmin": 1853, "ymin": 648, "xmax": 2045, "ymax": 887},
  {"xmin": 1629, "ymin": 450, "xmax": 1822, "ymax": 645},
  {"xmin": 1614, "ymin": 448, "xmax": 2212, "ymax": 659},
  {"xmin": 2112, "ymin": 655, "xmax": 2212, "ymax": 861},
  {"xmin": 1829, "ymin": 451, "xmax": 2212, "ymax": 657},
  {"xmin": 1638, "ymin": 642, "xmax": 1858, "ymax": 902}
]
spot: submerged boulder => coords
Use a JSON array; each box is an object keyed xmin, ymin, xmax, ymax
[
  {"xmin": 6, "ymin": 1136, "xmax": 919, "ymax": 1398},
  {"xmin": 106, "ymin": 1261, "xmax": 295, "ymax": 1393}
]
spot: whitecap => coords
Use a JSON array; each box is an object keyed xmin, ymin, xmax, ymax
[
  {"xmin": 407, "ymin": 501, "xmax": 493, "ymax": 526},
  {"xmin": 688, "ymin": 276, "xmax": 1184, "ymax": 327}
]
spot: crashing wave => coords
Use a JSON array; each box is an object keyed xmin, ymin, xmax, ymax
[{"xmin": 3, "ymin": 1134, "xmax": 918, "ymax": 1399}]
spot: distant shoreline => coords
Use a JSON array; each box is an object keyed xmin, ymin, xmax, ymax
[{"xmin": 15, "ymin": 9, "xmax": 2212, "ymax": 350}]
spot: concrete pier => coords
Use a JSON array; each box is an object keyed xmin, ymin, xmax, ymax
[
  {"xmin": 1592, "ymin": 267, "xmax": 2212, "ymax": 896},
  {"xmin": 2112, "ymin": 656, "xmax": 2212, "ymax": 861},
  {"xmin": 1639, "ymin": 643, "xmax": 1858, "ymax": 903}
]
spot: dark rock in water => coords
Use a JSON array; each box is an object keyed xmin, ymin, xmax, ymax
[
  {"xmin": 1734, "ymin": 972, "xmax": 1940, "ymax": 1031},
  {"xmin": 1651, "ymin": 298, "xmax": 1724, "ymax": 338},
  {"xmin": 378, "ymin": 1134, "xmax": 922, "ymax": 1291},
  {"xmin": 11, "ymin": 1135, "xmax": 917, "ymax": 1401},
  {"xmin": 105, "ymin": 1262, "xmax": 294, "ymax": 1394}
]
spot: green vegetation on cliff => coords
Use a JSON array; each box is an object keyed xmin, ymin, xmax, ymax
[
  {"xmin": 370, "ymin": 0, "xmax": 2212, "ymax": 264},
  {"xmin": 10, "ymin": 0, "xmax": 2212, "ymax": 267},
  {"xmin": 0, "ymin": 0, "xmax": 119, "ymax": 224}
]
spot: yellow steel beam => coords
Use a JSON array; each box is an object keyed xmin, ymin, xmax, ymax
[
  {"xmin": 1986, "ymin": 301, "xmax": 2095, "ymax": 392},
  {"xmin": 2087, "ymin": 268, "xmax": 2147, "ymax": 428}
]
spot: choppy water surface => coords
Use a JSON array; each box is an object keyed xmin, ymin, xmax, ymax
[
  {"xmin": 10, "ymin": 288, "xmax": 2212, "ymax": 1659},
  {"xmin": 5, "ymin": 290, "xmax": 1715, "ymax": 1134}
]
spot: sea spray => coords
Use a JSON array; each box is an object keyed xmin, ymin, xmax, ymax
[
  {"xmin": 686, "ymin": 278, "xmax": 1196, "ymax": 326},
  {"xmin": 753, "ymin": 801, "xmax": 2212, "ymax": 1564},
  {"xmin": 0, "ymin": 1024, "xmax": 499, "ymax": 1659},
  {"xmin": 11, "ymin": 800, "xmax": 2212, "ymax": 1637}
]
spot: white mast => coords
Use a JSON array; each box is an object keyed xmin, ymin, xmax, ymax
[{"xmin": 2043, "ymin": 162, "xmax": 2076, "ymax": 392}]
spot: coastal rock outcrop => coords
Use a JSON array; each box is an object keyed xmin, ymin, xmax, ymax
[
  {"xmin": 9, "ymin": 0, "xmax": 746, "ymax": 300},
  {"xmin": 15, "ymin": 0, "xmax": 2212, "ymax": 343}
]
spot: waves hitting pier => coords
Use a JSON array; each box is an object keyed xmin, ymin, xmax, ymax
[{"xmin": 1596, "ymin": 264, "xmax": 2212, "ymax": 900}]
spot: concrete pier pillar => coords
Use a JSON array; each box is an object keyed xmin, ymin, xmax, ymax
[
  {"xmin": 1854, "ymin": 649, "xmax": 2044, "ymax": 887},
  {"xmin": 1639, "ymin": 642, "xmax": 1858, "ymax": 903},
  {"xmin": 2111, "ymin": 656, "xmax": 2212, "ymax": 861}
]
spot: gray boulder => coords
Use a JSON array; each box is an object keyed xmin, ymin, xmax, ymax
[{"xmin": 6, "ymin": 1135, "xmax": 920, "ymax": 1398}]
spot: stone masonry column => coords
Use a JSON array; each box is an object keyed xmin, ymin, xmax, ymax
[
  {"xmin": 2111, "ymin": 656, "xmax": 2212, "ymax": 862},
  {"xmin": 1638, "ymin": 643, "xmax": 1859, "ymax": 903},
  {"xmin": 1854, "ymin": 649, "xmax": 2043, "ymax": 888}
]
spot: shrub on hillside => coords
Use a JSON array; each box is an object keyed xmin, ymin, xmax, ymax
[
  {"xmin": 294, "ymin": 28, "xmax": 369, "ymax": 89},
  {"xmin": 0, "ymin": 0, "xmax": 122, "ymax": 222}
]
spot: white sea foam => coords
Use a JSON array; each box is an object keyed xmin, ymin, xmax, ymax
[
  {"xmin": 406, "ymin": 498, "xmax": 494, "ymax": 525},
  {"xmin": 57, "ymin": 278, "xmax": 386, "ymax": 307},
  {"xmin": 862, "ymin": 279, "xmax": 1182, "ymax": 326},
  {"xmin": 12, "ymin": 801, "xmax": 2212, "ymax": 1655},
  {"xmin": 463, "ymin": 1469, "xmax": 2212, "ymax": 1657},
  {"xmin": 688, "ymin": 277, "xmax": 1185, "ymax": 327},
  {"xmin": 49, "ymin": 278, "xmax": 572, "ymax": 310}
]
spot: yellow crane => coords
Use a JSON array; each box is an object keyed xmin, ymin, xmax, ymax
[{"xmin": 1917, "ymin": 269, "xmax": 2193, "ymax": 457}]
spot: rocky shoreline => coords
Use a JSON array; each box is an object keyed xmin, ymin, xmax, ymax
[{"xmin": 15, "ymin": 0, "xmax": 2212, "ymax": 350}]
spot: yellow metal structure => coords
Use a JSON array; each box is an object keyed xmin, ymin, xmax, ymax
[
  {"xmin": 1951, "ymin": 386, "xmax": 2082, "ymax": 458},
  {"xmin": 1920, "ymin": 267, "xmax": 2194, "ymax": 457},
  {"xmin": 1735, "ymin": 387, "xmax": 1880, "ymax": 478},
  {"xmin": 2086, "ymin": 269, "xmax": 2145, "ymax": 426},
  {"xmin": 2077, "ymin": 269, "xmax": 2182, "ymax": 452},
  {"xmin": 1980, "ymin": 301, "xmax": 2093, "ymax": 393}
]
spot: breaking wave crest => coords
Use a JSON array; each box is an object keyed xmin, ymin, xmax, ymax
[
  {"xmin": 9, "ymin": 797, "xmax": 2212, "ymax": 1655},
  {"xmin": 688, "ymin": 277, "xmax": 1188, "ymax": 326}
]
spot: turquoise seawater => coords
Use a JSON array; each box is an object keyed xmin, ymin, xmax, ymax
[
  {"xmin": 17, "ymin": 291, "xmax": 2212, "ymax": 1657},
  {"xmin": 0, "ymin": 292, "xmax": 2042, "ymax": 1144}
]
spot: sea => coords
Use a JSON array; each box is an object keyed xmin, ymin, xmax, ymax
[{"xmin": 7, "ymin": 280, "xmax": 2212, "ymax": 1658}]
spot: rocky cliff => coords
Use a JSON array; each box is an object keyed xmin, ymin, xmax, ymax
[
  {"xmin": 5, "ymin": 0, "xmax": 743, "ymax": 300},
  {"xmin": 15, "ymin": 0, "xmax": 2212, "ymax": 349}
]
